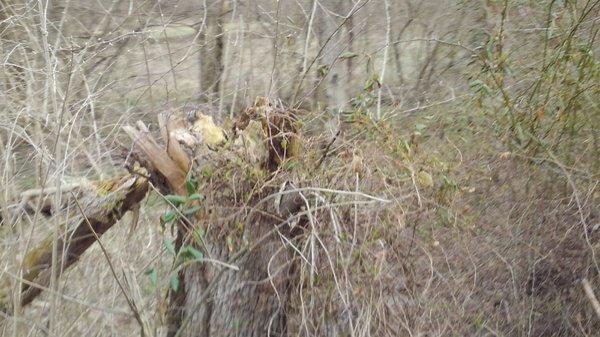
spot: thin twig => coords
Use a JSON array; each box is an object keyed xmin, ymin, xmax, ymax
[{"xmin": 582, "ymin": 278, "xmax": 600, "ymax": 319}]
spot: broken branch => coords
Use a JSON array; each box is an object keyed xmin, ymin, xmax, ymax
[{"xmin": 0, "ymin": 170, "xmax": 149, "ymax": 314}]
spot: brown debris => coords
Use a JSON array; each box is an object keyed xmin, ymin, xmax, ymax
[{"xmin": 236, "ymin": 97, "xmax": 300, "ymax": 171}]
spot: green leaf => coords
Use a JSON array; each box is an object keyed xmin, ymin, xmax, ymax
[
  {"xmin": 163, "ymin": 237, "xmax": 176, "ymax": 255},
  {"xmin": 469, "ymin": 79, "xmax": 491, "ymax": 96},
  {"xmin": 473, "ymin": 313, "xmax": 485, "ymax": 329},
  {"xmin": 144, "ymin": 268, "xmax": 158, "ymax": 286},
  {"xmin": 366, "ymin": 56, "xmax": 374, "ymax": 74},
  {"xmin": 188, "ymin": 247, "xmax": 204, "ymax": 260},
  {"xmin": 317, "ymin": 64, "xmax": 329, "ymax": 77},
  {"xmin": 182, "ymin": 245, "xmax": 204, "ymax": 261},
  {"xmin": 417, "ymin": 170, "xmax": 434, "ymax": 188},
  {"xmin": 515, "ymin": 124, "xmax": 527, "ymax": 143},
  {"xmin": 170, "ymin": 275, "xmax": 180, "ymax": 292},
  {"xmin": 339, "ymin": 51, "xmax": 358, "ymax": 59},
  {"xmin": 372, "ymin": 74, "xmax": 381, "ymax": 86},
  {"xmin": 163, "ymin": 210, "xmax": 178, "ymax": 224},
  {"xmin": 201, "ymin": 168, "xmax": 213, "ymax": 179},
  {"xmin": 193, "ymin": 228, "xmax": 205, "ymax": 243},
  {"xmin": 183, "ymin": 205, "xmax": 202, "ymax": 216},
  {"xmin": 164, "ymin": 194, "xmax": 187, "ymax": 206},
  {"xmin": 185, "ymin": 178, "xmax": 198, "ymax": 195},
  {"xmin": 283, "ymin": 161, "xmax": 297, "ymax": 170},
  {"xmin": 414, "ymin": 123, "xmax": 427, "ymax": 131},
  {"xmin": 364, "ymin": 75, "xmax": 381, "ymax": 91},
  {"xmin": 188, "ymin": 193, "xmax": 205, "ymax": 201},
  {"xmin": 578, "ymin": 43, "xmax": 590, "ymax": 53}
]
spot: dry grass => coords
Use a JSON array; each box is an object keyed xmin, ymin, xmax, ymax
[{"xmin": 1, "ymin": 0, "xmax": 599, "ymax": 336}]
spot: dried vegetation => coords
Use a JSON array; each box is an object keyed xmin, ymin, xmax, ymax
[{"xmin": 1, "ymin": 0, "xmax": 599, "ymax": 336}]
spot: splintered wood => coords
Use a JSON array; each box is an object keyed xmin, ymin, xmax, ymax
[{"xmin": 126, "ymin": 97, "xmax": 300, "ymax": 197}]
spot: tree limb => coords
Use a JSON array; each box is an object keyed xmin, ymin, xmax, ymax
[{"xmin": 0, "ymin": 169, "xmax": 149, "ymax": 314}]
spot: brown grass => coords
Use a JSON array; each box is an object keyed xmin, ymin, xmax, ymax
[{"xmin": 1, "ymin": 0, "xmax": 598, "ymax": 336}]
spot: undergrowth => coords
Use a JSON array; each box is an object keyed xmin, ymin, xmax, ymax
[{"xmin": 0, "ymin": 1, "xmax": 598, "ymax": 336}]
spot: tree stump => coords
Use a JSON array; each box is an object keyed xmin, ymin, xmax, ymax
[{"xmin": 126, "ymin": 97, "xmax": 304, "ymax": 337}]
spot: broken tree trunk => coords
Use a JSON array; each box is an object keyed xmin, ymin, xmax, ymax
[
  {"xmin": 0, "ymin": 169, "xmax": 149, "ymax": 315},
  {"xmin": 126, "ymin": 97, "xmax": 304, "ymax": 337}
]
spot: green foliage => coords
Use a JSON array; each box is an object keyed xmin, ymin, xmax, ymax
[
  {"xmin": 185, "ymin": 177, "xmax": 199, "ymax": 195},
  {"xmin": 338, "ymin": 54, "xmax": 383, "ymax": 123},
  {"xmin": 472, "ymin": 3, "xmax": 599, "ymax": 167},
  {"xmin": 180, "ymin": 245, "xmax": 204, "ymax": 261},
  {"xmin": 155, "ymin": 177, "xmax": 207, "ymax": 293},
  {"xmin": 155, "ymin": 240, "xmax": 204, "ymax": 293},
  {"xmin": 317, "ymin": 64, "xmax": 329, "ymax": 77},
  {"xmin": 144, "ymin": 268, "xmax": 158, "ymax": 287},
  {"xmin": 169, "ymin": 274, "xmax": 180, "ymax": 292},
  {"xmin": 160, "ymin": 178, "xmax": 205, "ymax": 228},
  {"xmin": 339, "ymin": 51, "xmax": 359, "ymax": 59},
  {"xmin": 193, "ymin": 228, "xmax": 205, "ymax": 244}
]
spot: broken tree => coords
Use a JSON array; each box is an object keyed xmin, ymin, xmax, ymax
[
  {"xmin": 1, "ymin": 97, "xmax": 306, "ymax": 337},
  {"xmin": 125, "ymin": 97, "xmax": 304, "ymax": 337}
]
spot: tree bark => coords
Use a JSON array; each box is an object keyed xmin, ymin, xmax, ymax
[
  {"xmin": 314, "ymin": 1, "xmax": 348, "ymax": 110},
  {"xmin": 176, "ymin": 207, "xmax": 293, "ymax": 337},
  {"xmin": 198, "ymin": 0, "xmax": 226, "ymax": 103}
]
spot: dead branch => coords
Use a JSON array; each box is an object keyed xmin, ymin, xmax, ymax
[{"xmin": 0, "ymin": 169, "xmax": 149, "ymax": 314}]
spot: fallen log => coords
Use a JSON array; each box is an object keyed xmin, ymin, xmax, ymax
[{"xmin": 0, "ymin": 168, "xmax": 149, "ymax": 314}]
